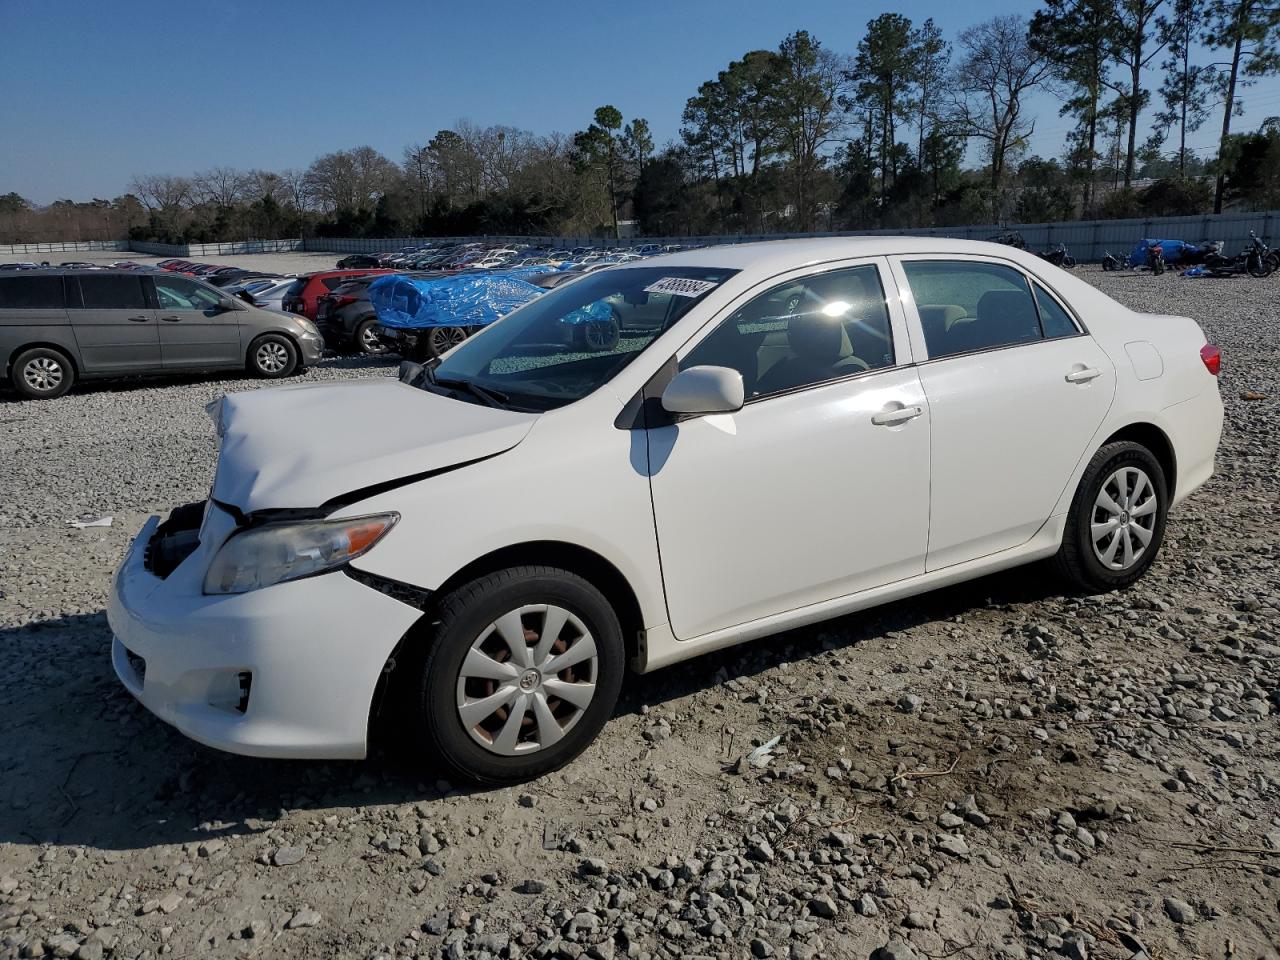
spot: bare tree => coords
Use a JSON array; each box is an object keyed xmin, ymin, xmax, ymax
[
  {"xmin": 948, "ymin": 16, "xmax": 1054, "ymax": 218},
  {"xmin": 128, "ymin": 173, "xmax": 192, "ymax": 237},
  {"xmin": 191, "ymin": 166, "xmax": 248, "ymax": 207}
]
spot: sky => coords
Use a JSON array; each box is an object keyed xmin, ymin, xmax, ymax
[{"xmin": 3, "ymin": 0, "xmax": 1280, "ymax": 205}]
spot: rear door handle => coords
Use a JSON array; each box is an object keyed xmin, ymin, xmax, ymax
[
  {"xmin": 160, "ymin": 316, "xmax": 182, "ymax": 322},
  {"xmin": 127, "ymin": 315, "xmax": 150, "ymax": 322},
  {"xmin": 871, "ymin": 405, "xmax": 924, "ymax": 426},
  {"xmin": 1065, "ymin": 367, "xmax": 1101, "ymax": 383}
]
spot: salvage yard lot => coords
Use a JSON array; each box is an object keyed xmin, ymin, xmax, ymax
[{"xmin": 1, "ymin": 265, "xmax": 1278, "ymax": 960}]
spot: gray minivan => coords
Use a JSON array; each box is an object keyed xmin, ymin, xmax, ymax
[{"xmin": 0, "ymin": 269, "xmax": 326, "ymax": 399}]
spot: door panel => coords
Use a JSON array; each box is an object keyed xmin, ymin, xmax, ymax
[
  {"xmin": 69, "ymin": 275, "xmax": 161, "ymax": 373},
  {"xmin": 916, "ymin": 339, "xmax": 1114, "ymax": 569},
  {"xmin": 150, "ymin": 276, "xmax": 243, "ymax": 368},
  {"xmin": 647, "ymin": 368, "xmax": 931, "ymax": 639}
]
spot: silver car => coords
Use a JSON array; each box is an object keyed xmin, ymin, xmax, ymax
[{"xmin": 0, "ymin": 269, "xmax": 324, "ymax": 399}]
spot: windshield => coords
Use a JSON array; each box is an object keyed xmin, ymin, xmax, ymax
[{"xmin": 430, "ymin": 265, "xmax": 737, "ymax": 411}]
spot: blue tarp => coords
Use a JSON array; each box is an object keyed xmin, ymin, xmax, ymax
[
  {"xmin": 368, "ymin": 270, "xmax": 615, "ymax": 330},
  {"xmin": 1129, "ymin": 238, "xmax": 1202, "ymax": 265},
  {"xmin": 369, "ymin": 273, "xmax": 546, "ymax": 330}
]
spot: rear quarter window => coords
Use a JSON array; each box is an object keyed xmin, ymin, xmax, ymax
[
  {"xmin": 0, "ymin": 275, "xmax": 66, "ymax": 309},
  {"xmin": 284, "ymin": 279, "xmax": 309, "ymax": 299}
]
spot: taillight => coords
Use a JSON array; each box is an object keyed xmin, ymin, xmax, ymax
[
  {"xmin": 335, "ymin": 295, "xmax": 357, "ymax": 308},
  {"xmin": 1200, "ymin": 343, "xmax": 1221, "ymax": 376}
]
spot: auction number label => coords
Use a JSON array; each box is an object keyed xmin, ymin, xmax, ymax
[{"xmin": 643, "ymin": 277, "xmax": 719, "ymax": 298}]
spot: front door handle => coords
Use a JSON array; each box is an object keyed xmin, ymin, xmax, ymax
[
  {"xmin": 127, "ymin": 315, "xmax": 150, "ymax": 322},
  {"xmin": 160, "ymin": 316, "xmax": 182, "ymax": 322},
  {"xmin": 871, "ymin": 405, "xmax": 924, "ymax": 426},
  {"xmin": 1065, "ymin": 367, "xmax": 1101, "ymax": 383}
]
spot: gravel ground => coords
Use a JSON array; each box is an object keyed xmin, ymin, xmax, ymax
[{"xmin": 1, "ymin": 267, "xmax": 1278, "ymax": 960}]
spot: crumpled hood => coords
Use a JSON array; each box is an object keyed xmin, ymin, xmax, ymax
[{"xmin": 210, "ymin": 378, "xmax": 537, "ymax": 513}]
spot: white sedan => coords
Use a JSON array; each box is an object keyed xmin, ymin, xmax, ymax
[{"xmin": 108, "ymin": 238, "xmax": 1223, "ymax": 783}]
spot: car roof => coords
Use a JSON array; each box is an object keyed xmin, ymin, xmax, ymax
[{"xmin": 646, "ymin": 236, "xmax": 1052, "ymax": 272}]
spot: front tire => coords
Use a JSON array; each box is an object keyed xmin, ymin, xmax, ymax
[
  {"xmin": 413, "ymin": 566, "xmax": 625, "ymax": 785},
  {"xmin": 426, "ymin": 326, "xmax": 468, "ymax": 359},
  {"xmin": 1053, "ymin": 441, "xmax": 1168, "ymax": 591},
  {"xmin": 247, "ymin": 334, "xmax": 299, "ymax": 378},
  {"xmin": 11, "ymin": 347, "xmax": 75, "ymax": 400},
  {"xmin": 354, "ymin": 317, "xmax": 388, "ymax": 356}
]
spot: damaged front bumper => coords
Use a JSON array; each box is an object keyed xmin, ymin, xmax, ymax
[{"xmin": 107, "ymin": 501, "xmax": 423, "ymax": 759}]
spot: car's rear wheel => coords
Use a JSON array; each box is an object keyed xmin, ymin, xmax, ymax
[
  {"xmin": 354, "ymin": 317, "xmax": 388, "ymax": 356},
  {"xmin": 11, "ymin": 347, "xmax": 75, "ymax": 400},
  {"xmin": 247, "ymin": 334, "xmax": 299, "ymax": 378},
  {"xmin": 412, "ymin": 566, "xmax": 624, "ymax": 785},
  {"xmin": 1054, "ymin": 441, "xmax": 1168, "ymax": 591},
  {"xmin": 426, "ymin": 326, "xmax": 468, "ymax": 359}
]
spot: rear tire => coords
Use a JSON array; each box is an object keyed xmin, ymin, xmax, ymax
[
  {"xmin": 11, "ymin": 346, "xmax": 75, "ymax": 400},
  {"xmin": 412, "ymin": 566, "xmax": 625, "ymax": 785},
  {"xmin": 426, "ymin": 326, "xmax": 468, "ymax": 359},
  {"xmin": 1053, "ymin": 441, "xmax": 1168, "ymax": 592},
  {"xmin": 247, "ymin": 334, "xmax": 299, "ymax": 378}
]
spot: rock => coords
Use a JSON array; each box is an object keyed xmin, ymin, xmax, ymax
[
  {"xmin": 74, "ymin": 941, "xmax": 104, "ymax": 960},
  {"xmin": 750, "ymin": 937, "xmax": 774, "ymax": 958},
  {"xmin": 808, "ymin": 895, "xmax": 838, "ymax": 919},
  {"xmin": 272, "ymin": 845, "xmax": 305, "ymax": 866},
  {"xmin": 897, "ymin": 694, "xmax": 923, "ymax": 713},
  {"xmin": 197, "ymin": 838, "xmax": 225, "ymax": 857},
  {"xmin": 903, "ymin": 911, "xmax": 930, "ymax": 929},
  {"xmin": 515, "ymin": 879, "xmax": 547, "ymax": 895},
  {"xmin": 935, "ymin": 834, "xmax": 970, "ymax": 858},
  {"xmin": 856, "ymin": 894, "xmax": 880, "ymax": 917},
  {"xmin": 158, "ymin": 892, "xmax": 183, "ymax": 914},
  {"xmin": 1163, "ymin": 896, "xmax": 1196, "ymax": 924},
  {"xmin": 580, "ymin": 858, "xmax": 608, "ymax": 876},
  {"xmin": 871, "ymin": 940, "xmax": 920, "ymax": 960},
  {"xmin": 287, "ymin": 908, "xmax": 322, "ymax": 929},
  {"xmin": 747, "ymin": 836, "xmax": 776, "ymax": 862}
]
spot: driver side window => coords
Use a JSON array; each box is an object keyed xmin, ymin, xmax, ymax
[{"xmin": 681, "ymin": 264, "xmax": 894, "ymax": 400}]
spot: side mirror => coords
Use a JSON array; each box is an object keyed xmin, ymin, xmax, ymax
[{"xmin": 661, "ymin": 365, "xmax": 744, "ymax": 417}]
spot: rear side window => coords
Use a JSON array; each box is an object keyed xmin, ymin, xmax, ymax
[
  {"xmin": 0, "ymin": 275, "xmax": 65, "ymax": 308},
  {"xmin": 321, "ymin": 276, "xmax": 349, "ymax": 291},
  {"xmin": 78, "ymin": 275, "xmax": 147, "ymax": 310},
  {"xmin": 284, "ymin": 279, "xmax": 308, "ymax": 299},
  {"xmin": 901, "ymin": 260, "xmax": 1041, "ymax": 359},
  {"xmin": 1032, "ymin": 283, "xmax": 1079, "ymax": 338}
]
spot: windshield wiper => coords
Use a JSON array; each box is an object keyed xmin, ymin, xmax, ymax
[{"xmin": 433, "ymin": 375, "xmax": 510, "ymax": 409}]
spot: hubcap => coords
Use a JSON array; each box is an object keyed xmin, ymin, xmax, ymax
[
  {"xmin": 23, "ymin": 356, "xmax": 63, "ymax": 392},
  {"xmin": 257, "ymin": 342, "xmax": 288, "ymax": 373},
  {"xmin": 430, "ymin": 327, "xmax": 466, "ymax": 354},
  {"xmin": 1091, "ymin": 466, "xmax": 1158, "ymax": 571},
  {"xmin": 361, "ymin": 325, "xmax": 385, "ymax": 353},
  {"xmin": 456, "ymin": 604, "xmax": 598, "ymax": 756}
]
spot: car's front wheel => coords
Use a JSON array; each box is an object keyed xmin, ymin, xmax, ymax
[
  {"xmin": 1054, "ymin": 441, "xmax": 1168, "ymax": 591},
  {"xmin": 354, "ymin": 317, "xmax": 388, "ymax": 355},
  {"xmin": 413, "ymin": 566, "xmax": 625, "ymax": 785},
  {"xmin": 247, "ymin": 334, "xmax": 299, "ymax": 378}
]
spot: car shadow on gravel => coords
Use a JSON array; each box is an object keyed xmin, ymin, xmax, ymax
[
  {"xmin": 0, "ymin": 564, "xmax": 1066, "ymax": 854},
  {"xmin": 623, "ymin": 562, "xmax": 1068, "ymax": 713}
]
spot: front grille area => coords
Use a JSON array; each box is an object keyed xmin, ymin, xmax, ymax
[{"xmin": 145, "ymin": 500, "xmax": 206, "ymax": 578}]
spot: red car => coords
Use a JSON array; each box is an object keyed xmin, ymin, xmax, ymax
[{"xmin": 281, "ymin": 269, "xmax": 396, "ymax": 321}]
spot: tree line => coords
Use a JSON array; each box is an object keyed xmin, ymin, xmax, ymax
[{"xmin": 3, "ymin": 0, "xmax": 1278, "ymax": 245}]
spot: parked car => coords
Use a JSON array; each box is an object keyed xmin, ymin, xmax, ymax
[
  {"xmin": 107, "ymin": 238, "xmax": 1223, "ymax": 785},
  {"xmin": 0, "ymin": 262, "xmax": 41, "ymax": 271},
  {"xmin": 281, "ymin": 269, "xmax": 395, "ymax": 321},
  {"xmin": 335, "ymin": 254, "xmax": 384, "ymax": 269},
  {"xmin": 1, "ymin": 269, "xmax": 324, "ymax": 399},
  {"xmin": 241, "ymin": 278, "xmax": 295, "ymax": 313},
  {"xmin": 315, "ymin": 272, "xmax": 441, "ymax": 354}
]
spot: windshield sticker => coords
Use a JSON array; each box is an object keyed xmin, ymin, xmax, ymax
[{"xmin": 643, "ymin": 277, "xmax": 720, "ymax": 298}]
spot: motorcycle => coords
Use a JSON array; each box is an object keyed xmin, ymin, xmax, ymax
[
  {"xmin": 1101, "ymin": 250, "xmax": 1123, "ymax": 271},
  {"xmin": 1203, "ymin": 231, "xmax": 1279, "ymax": 278},
  {"xmin": 1147, "ymin": 244, "xmax": 1165, "ymax": 276},
  {"xmin": 987, "ymin": 230, "xmax": 1027, "ymax": 249},
  {"xmin": 1037, "ymin": 242, "xmax": 1077, "ymax": 269}
]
